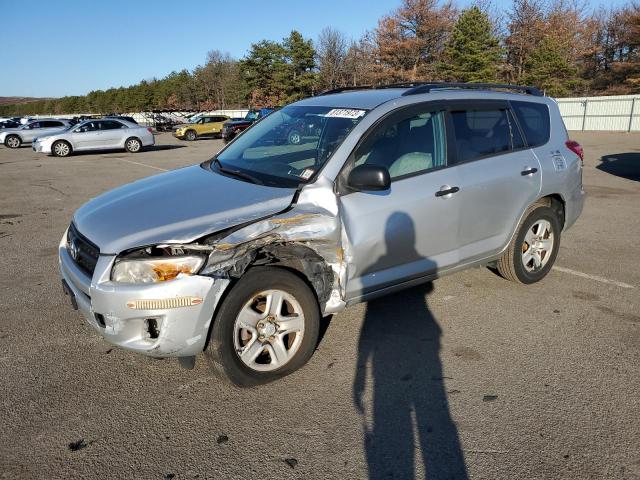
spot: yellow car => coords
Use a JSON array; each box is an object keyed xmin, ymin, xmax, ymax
[{"xmin": 172, "ymin": 115, "xmax": 230, "ymax": 141}]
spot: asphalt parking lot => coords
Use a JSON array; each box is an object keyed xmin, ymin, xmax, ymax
[{"xmin": 0, "ymin": 132, "xmax": 638, "ymax": 479}]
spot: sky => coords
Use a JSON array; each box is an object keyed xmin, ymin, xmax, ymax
[{"xmin": 0, "ymin": 0, "xmax": 630, "ymax": 98}]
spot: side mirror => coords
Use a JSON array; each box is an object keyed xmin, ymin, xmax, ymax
[{"xmin": 347, "ymin": 164, "xmax": 391, "ymax": 191}]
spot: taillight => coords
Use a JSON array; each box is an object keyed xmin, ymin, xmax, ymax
[
  {"xmin": 565, "ymin": 140, "xmax": 583, "ymax": 165},
  {"xmin": 147, "ymin": 127, "xmax": 153, "ymax": 134}
]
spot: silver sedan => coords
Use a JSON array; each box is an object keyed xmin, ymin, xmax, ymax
[{"xmin": 32, "ymin": 118, "xmax": 155, "ymax": 157}]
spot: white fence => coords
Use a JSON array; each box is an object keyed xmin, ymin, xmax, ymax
[{"xmin": 556, "ymin": 94, "xmax": 640, "ymax": 132}]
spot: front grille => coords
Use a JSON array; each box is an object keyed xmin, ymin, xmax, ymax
[{"xmin": 67, "ymin": 223, "xmax": 100, "ymax": 276}]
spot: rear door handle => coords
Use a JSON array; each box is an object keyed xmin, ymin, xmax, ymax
[
  {"xmin": 521, "ymin": 167, "xmax": 538, "ymax": 176},
  {"xmin": 435, "ymin": 186, "xmax": 460, "ymax": 197}
]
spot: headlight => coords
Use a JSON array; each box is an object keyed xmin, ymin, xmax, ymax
[{"xmin": 111, "ymin": 255, "xmax": 205, "ymax": 284}]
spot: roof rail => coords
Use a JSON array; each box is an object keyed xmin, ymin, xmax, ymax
[
  {"xmin": 319, "ymin": 82, "xmax": 427, "ymax": 96},
  {"xmin": 401, "ymin": 82, "xmax": 542, "ymax": 97}
]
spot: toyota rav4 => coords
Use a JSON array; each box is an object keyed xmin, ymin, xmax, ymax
[{"xmin": 59, "ymin": 83, "xmax": 584, "ymax": 386}]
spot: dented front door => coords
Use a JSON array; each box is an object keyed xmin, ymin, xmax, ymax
[{"xmin": 340, "ymin": 167, "xmax": 461, "ymax": 300}]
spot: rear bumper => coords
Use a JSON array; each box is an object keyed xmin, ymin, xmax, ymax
[
  {"xmin": 142, "ymin": 134, "xmax": 155, "ymax": 147},
  {"xmin": 58, "ymin": 232, "xmax": 230, "ymax": 357},
  {"xmin": 564, "ymin": 183, "xmax": 585, "ymax": 231}
]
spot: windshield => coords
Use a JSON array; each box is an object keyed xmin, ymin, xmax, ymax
[{"xmin": 215, "ymin": 105, "xmax": 367, "ymax": 188}]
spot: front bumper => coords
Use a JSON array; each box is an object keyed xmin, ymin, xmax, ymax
[
  {"xmin": 58, "ymin": 233, "xmax": 230, "ymax": 357},
  {"xmin": 172, "ymin": 131, "xmax": 186, "ymax": 139},
  {"xmin": 32, "ymin": 139, "xmax": 52, "ymax": 153}
]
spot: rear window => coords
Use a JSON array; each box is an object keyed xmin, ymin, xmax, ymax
[{"xmin": 511, "ymin": 101, "xmax": 550, "ymax": 147}]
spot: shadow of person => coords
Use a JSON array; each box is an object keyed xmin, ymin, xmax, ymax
[
  {"xmin": 353, "ymin": 212, "xmax": 468, "ymax": 480},
  {"xmin": 597, "ymin": 153, "xmax": 640, "ymax": 181}
]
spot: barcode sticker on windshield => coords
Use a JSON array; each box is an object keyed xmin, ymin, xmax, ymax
[
  {"xmin": 300, "ymin": 168, "xmax": 315, "ymax": 180},
  {"xmin": 325, "ymin": 109, "xmax": 366, "ymax": 119}
]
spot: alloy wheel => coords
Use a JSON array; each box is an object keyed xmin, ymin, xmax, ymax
[
  {"xmin": 233, "ymin": 289, "xmax": 305, "ymax": 372},
  {"xmin": 521, "ymin": 219, "xmax": 554, "ymax": 272}
]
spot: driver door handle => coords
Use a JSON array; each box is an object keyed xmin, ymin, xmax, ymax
[
  {"xmin": 435, "ymin": 186, "xmax": 460, "ymax": 197},
  {"xmin": 521, "ymin": 167, "xmax": 538, "ymax": 176}
]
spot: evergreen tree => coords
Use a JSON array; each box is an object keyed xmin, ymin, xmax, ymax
[
  {"xmin": 522, "ymin": 36, "xmax": 581, "ymax": 96},
  {"xmin": 283, "ymin": 30, "xmax": 317, "ymax": 101},
  {"xmin": 439, "ymin": 6, "xmax": 502, "ymax": 82}
]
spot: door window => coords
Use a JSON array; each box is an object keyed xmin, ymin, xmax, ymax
[
  {"xmin": 75, "ymin": 121, "xmax": 99, "ymax": 133},
  {"xmin": 451, "ymin": 109, "xmax": 517, "ymax": 163},
  {"xmin": 99, "ymin": 120, "xmax": 125, "ymax": 130},
  {"xmin": 42, "ymin": 121, "xmax": 64, "ymax": 128},
  {"xmin": 351, "ymin": 109, "xmax": 447, "ymax": 180}
]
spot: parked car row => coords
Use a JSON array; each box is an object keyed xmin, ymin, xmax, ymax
[{"xmin": 0, "ymin": 116, "xmax": 154, "ymax": 156}]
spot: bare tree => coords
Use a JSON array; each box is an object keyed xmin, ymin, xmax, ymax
[
  {"xmin": 504, "ymin": 0, "xmax": 546, "ymax": 82},
  {"xmin": 344, "ymin": 34, "xmax": 379, "ymax": 86},
  {"xmin": 195, "ymin": 50, "xmax": 241, "ymax": 109},
  {"xmin": 317, "ymin": 27, "xmax": 349, "ymax": 90}
]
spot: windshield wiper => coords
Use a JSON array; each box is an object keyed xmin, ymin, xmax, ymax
[{"xmin": 213, "ymin": 158, "xmax": 264, "ymax": 185}]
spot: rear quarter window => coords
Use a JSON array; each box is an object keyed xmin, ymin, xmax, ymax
[{"xmin": 511, "ymin": 101, "xmax": 550, "ymax": 147}]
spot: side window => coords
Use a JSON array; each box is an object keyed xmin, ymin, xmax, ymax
[
  {"xmin": 100, "ymin": 120, "xmax": 124, "ymax": 130},
  {"xmin": 352, "ymin": 109, "xmax": 447, "ymax": 180},
  {"xmin": 27, "ymin": 122, "xmax": 41, "ymax": 129},
  {"xmin": 76, "ymin": 122, "xmax": 98, "ymax": 133},
  {"xmin": 42, "ymin": 121, "xmax": 60, "ymax": 128},
  {"xmin": 203, "ymin": 117, "xmax": 213, "ymax": 123},
  {"xmin": 511, "ymin": 101, "xmax": 550, "ymax": 147},
  {"xmin": 451, "ymin": 109, "xmax": 513, "ymax": 163}
]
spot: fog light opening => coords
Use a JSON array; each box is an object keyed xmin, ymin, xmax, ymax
[
  {"xmin": 94, "ymin": 313, "xmax": 106, "ymax": 328},
  {"xmin": 146, "ymin": 318, "xmax": 160, "ymax": 339}
]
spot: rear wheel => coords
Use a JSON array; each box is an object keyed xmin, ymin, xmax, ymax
[
  {"xmin": 5, "ymin": 135, "xmax": 21, "ymax": 149},
  {"xmin": 496, "ymin": 203, "xmax": 561, "ymax": 284},
  {"xmin": 185, "ymin": 130, "xmax": 197, "ymax": 141},
  {"xmin": 205, "ymin": 267, "xmax": 320, "ymax": 387},
  {"xmin": 52, "ymin": 140, "xmax": 72, "ymax": 157},
  {"xmin": 287, "ymin": 129, "xmax": 302, "ymax": 145},
  {"xmin": 124, "ymin": 137, "xmax": 142, "ymax": 153}
]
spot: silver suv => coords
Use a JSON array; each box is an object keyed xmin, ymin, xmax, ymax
[
  {"xmin": 0, "ymin": 119, "xmax": 73, "ymax": 148},
  {"xmin": 59, "ymin": 83, "xmax": 585, "ymax": 386}
]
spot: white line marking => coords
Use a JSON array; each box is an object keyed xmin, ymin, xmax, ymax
[
  {"xmin": 117, "ymin": 158, "xmax": 168, "ymax": 172},
  {"xmin": 553, "ymin": 266, "xmax": 635, "ymax": 289}
]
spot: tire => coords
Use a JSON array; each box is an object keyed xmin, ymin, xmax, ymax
[
  {"xmin": 287, "ymin": 129, "xmax": 302, "ymax": 145},
  {"xmin": 5, "ymin": 135, "xmax": 21, "ymax": 149},
  {"xmin": 205, "ymin": 267, "xmax": 320, "ymax": 387},
  {"xmin": 124, "ymin": 137, "xmax": 142, "ymax": 153},
  {"xmin": 496, "ymin": 202, "xmax": 561, "ymax": 284},
  {"xmin": 185, "ymin": 130, "xmax": 197, "ymax": 141},
  {"xmin": 52, "ymin": 140, "xmax": 72, "ymax": 157}
]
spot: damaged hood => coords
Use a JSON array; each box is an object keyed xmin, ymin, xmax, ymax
[{"xmin": 73, "ymin": 165, "xmax": 297, "ymax": 254}]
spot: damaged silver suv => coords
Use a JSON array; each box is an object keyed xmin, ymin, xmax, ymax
[{"xmin": 59, "ymin": 83, "xmax": 584, "ymax": 386}]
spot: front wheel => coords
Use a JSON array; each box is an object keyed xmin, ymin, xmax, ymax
[
  {"xmin": 185, "ymin": 130, "xmax": 197, "ymax": 141},
  {"xmin": 52, "ymin": 140, "xmax": 72, "ymax": 157},
  {"xmin": 5, "ymin": 135, "xmax": 21, "ymax": 149},
  {"xmin": 496, "ymin": 203, "xmax": 561, "ymax": 284},
  {"xmin": 124, "ymin": 137, "xmax": 142, "ymax": 153},
  {"xmin": 205, "ymin": 267, "xmax": 320, "ymax": 387}
]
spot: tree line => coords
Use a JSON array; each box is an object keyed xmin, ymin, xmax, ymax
[{"xmin": 2, "ymin": 0, "xmax": 639, "ymax": 116}]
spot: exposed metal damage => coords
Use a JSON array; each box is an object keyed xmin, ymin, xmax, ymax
[{"xmin": 196, "ymin": 181, "xmax": 350, "ymax": 315}]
